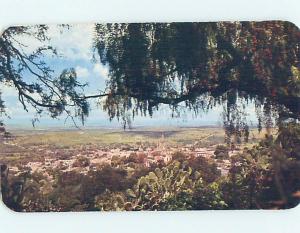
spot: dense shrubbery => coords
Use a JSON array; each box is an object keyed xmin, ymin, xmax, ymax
[
  {"xmin": 95, "ymin": 161, "xmax": 226, "ymax": 211},
  {"xmin": 221, "ymin": 122, "xmax": 300, "ymax": 209},
  {"xmin": 1, "ymin": 153, "xmax": 223, "ymax": 211}
]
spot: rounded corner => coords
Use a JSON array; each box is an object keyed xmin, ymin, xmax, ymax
[
  {"xmin": 0, "ymin": 195, "xmax": 23, "ymax": 213},
  {"xmin": 0, "ymin": 26, "xmax": 13, "ymax": 38},
  {"xmin": 282, "ymin": 200, "xmax": 300, "ymax": 211},
  {"xmin": 278, "ymin": 20, "xmax": 300, "ymax": 31}
]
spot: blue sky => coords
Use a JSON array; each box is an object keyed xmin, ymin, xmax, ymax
[{"xmin": 1, "ymin": 24, "xmax": 258, "ymax": 129}]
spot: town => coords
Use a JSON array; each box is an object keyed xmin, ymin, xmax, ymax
[{"xmin": 2, "ymin": 130, "xmax": 241, "ymax": 178}]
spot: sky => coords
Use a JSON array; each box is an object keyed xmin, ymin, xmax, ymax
[{"xmin": 0, "ymin": 24, "xmax": 258, "ymax": 129}]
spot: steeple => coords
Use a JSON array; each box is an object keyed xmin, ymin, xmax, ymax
[{"xmin": 157, "ymin": 133, "xmax": 165, "ymax": 150}]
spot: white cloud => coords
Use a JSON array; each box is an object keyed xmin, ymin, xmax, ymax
[
  {"xmin": 0, "ymin": 84, "xmax": 18, "ymax": 98},
  {"xmin": 93, "ymin": 63, "xmax": 109, "ymax": 79},
  {"xmin": 75, "ymin": 66, "xmax": 89, "ymax": 78},
  {"xmin": 11, "ymin": 24, "xmax": 96, "ymax": 61},
  {"xmin": 48, "ymin": 24, "xmax": 96, "ymax": 61}
]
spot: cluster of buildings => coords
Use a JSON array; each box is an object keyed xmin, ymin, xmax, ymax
[
  {"xmin": 7, "ymin": 132, "xmax": 237, "ymax": 176},
  {"xmin": 88, "ymin": 133, "xmax": 217, "ymax": 167}
]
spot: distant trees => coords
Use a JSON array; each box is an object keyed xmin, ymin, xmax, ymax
[{"xmin": 214, "ymin": 145, "xmax": 229, "ymax": 159}]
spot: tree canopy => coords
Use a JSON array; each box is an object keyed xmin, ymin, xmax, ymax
[
  {"xmin": 95, "ymin": 22, "xmax": 299, "ymax": 119},
  {"xmin": 0, "ymin": 22, "xmax": 299, "ymax": 131}
]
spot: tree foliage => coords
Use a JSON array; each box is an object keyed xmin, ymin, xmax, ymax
[
  {"xmin": 0, "ymin": 25, "xmax": 89, "ymax": 125},
  {"xmin": 95, "ymin": 22, "xmax": 300, "ymax": 128},
  {"xmin": 1, "ymin": 22, "xmax": 299, "ymax": 131}
]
